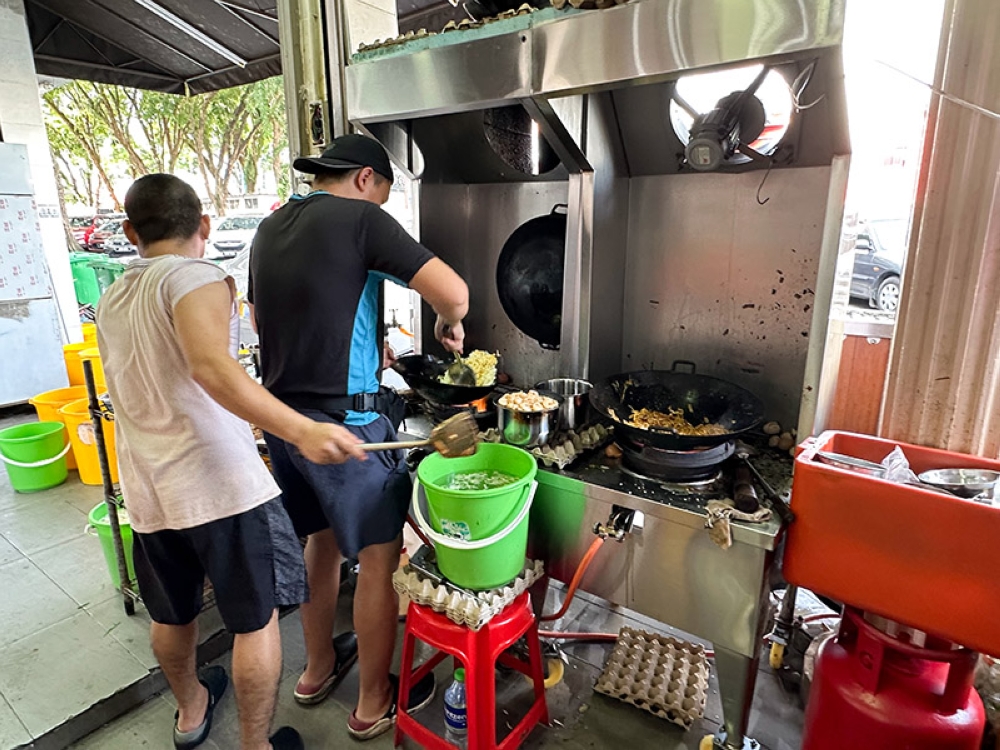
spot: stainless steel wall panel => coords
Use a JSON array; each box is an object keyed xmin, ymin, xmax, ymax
[
  {"xmin": 621, "ymin": 168, "xmax": 832, "ymax": 428},
  {"xmin": 419, "ymin": 182, "xmax": 568, "ymax": 387}
]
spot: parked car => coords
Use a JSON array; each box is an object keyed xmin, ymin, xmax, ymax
[
  {"xmin": 88, "ymin": 219, "xmax": 125, "ymax": 252},
  {"xmin": 69, "ymin": 216, "xmax": 93, "ymax": 247},
  {"xmin": 104, "ymin": 233, "xmax": 138, "ymax": 258},
  {"xmin": 209, "ymin": 215, "xmax": 265, "ymax": 260},
  {"xmin": 850, "ymin": 219, "xmax": 907, "ymax": 312}
]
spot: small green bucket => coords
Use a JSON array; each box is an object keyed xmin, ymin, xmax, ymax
[
  {"xmin": 415, "ymin": 443, "xmax": 537, "ymax": 590},
  {"xmin": 0, "ymin": 421, "xmax": 70, "ymax": 493},
  {"xmin": 87, "ymin": 503, "xmax": 136, "ymax": 590}
]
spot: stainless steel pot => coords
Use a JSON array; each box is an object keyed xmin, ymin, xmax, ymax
[
  {"xmin": 495, "ymin": 391, "xmax": 561, "ymax": 448},
  {"xmin": 533, "ymin": 378, "xmax": 592, "ymax": 431}
]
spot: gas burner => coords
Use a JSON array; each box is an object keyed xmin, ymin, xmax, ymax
[
  {"xmin": 422, "ymin": 397, "xmax": 496, "ymax": 431},
  {"xmin": 619, "ymin": 439, "xmax": 735, "ymax": 483}
]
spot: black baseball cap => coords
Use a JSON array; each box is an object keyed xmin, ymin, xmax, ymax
[{"xmin": 292, "ymin": 134, "xmax": 393, "ymax": 180}]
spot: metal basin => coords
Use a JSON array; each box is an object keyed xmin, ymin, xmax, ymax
[
  {"xmin": 495, "ymin": 391, "xmax": 561, "ymax": 447},
  {"xmin": 917, "ymin": 468, "xmax": 1000, "ymax": 500},
  {"xmin": 533, "ymin": 378, "xmax": 592, "ymax": 431}
]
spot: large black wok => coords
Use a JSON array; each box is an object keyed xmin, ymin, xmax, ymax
[
  {"xmin": 391, "ymin": 354, "xmax": 495, "ymax": 405},
  {"xmin": 496, "ymin": 205, "xmax": 566, "ymax": 349},
  {"xmin": 590, "ymin": 363, "xmax": 765, "ymax": 450}
]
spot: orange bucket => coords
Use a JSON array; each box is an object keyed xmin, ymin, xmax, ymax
[
  {"xmin": 63, "ymin": 342, "xmax": 91, "ymax": 386},
  {"xmin": 58, "ymin": 398, "xmax": 118, "ymax": 485},
  {"xmin": 28, "ymin": 386, "xmax": 88, "ymax": 470},
  {"xmin": 79, "ymin": 348, "xmax": 106, "ymax": 389}
]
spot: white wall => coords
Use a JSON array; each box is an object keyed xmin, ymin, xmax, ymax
[{"xmin": 0, "ymin": 0, "xmax": 80, "ymax": 342}]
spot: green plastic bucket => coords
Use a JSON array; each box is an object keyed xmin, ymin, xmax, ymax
[
  {"xmin": 0, "ymin": 422, "xmax": 70, "ymax": 492},
  {"xmin": 415, "ymin": 443, "xmax": 537, "ymax": 590},
  {"xmin": 87, "ymin": 503, "xmax": 136, "ymax": 590}
]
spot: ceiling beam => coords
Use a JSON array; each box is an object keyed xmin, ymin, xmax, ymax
[
  {"xmin": 34, "ymin": 54, "xmax": 181, "ymax": 84},
  {"xmin": 210, "ymin": 0, "xmax": 279, "ymax": 44}
]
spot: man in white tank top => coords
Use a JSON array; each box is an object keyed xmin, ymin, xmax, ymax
[{"xmin": 96, "ymin": 174, "xmax": 364, "ymax": 750}]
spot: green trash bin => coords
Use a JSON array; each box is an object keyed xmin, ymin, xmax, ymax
[
  {"xmin": 69, "ymin": 252, "xmax": 102, "ymax": 307},
  {"xmin": 89, "ymin": 259, "xmax": 127, "ymax": 295}
]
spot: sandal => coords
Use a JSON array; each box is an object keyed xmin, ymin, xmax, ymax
[
  {"xmin": 293, "ymin": 631, "xmax": 359, "ymax": 705},
  {"xmin": 346, "ymin": 672, "xmax": 435, "ymax": 741}
]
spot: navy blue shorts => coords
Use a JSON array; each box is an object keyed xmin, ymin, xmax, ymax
[
  {"xmin": 263, "ymin": 412, "xmax": 411, "ymax": 559},
  {"xmin": 133, "ymin": 497, "xmax": 307, "ymax": 633}
]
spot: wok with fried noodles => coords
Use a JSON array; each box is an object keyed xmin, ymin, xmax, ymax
[{"xmin": 589, "ymin": 366, "xmax": 764, "ymax": 450}]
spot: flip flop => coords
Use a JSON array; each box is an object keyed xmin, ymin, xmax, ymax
[{"xmin": 293, "ymin": 631, "xmax": 359, "ymax": 705}]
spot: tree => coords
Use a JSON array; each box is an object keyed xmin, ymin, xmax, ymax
[
  {"xmin": 43, "ymin": 82, "xmax": 123, "ymax": 210},
  {"xmin": 42, "ymin": 77, "xmax": 291, "ymax": 213}
]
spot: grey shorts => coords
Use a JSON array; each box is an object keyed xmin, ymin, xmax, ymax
[
  {"xmin": 263, "ymin": 413, "xmax": 411, "ymax": 559},
  {"xmin": 133, "ymin": 497, "xmax": 307, "ymax": 633}
]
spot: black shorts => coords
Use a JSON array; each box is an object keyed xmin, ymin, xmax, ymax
[
  {"xmin": 264, "ymin": 412, "xmax": 411, "ymax": 560},
  {"xmin": 133, "ymin": 497, "xmax": 307, "ymax": 634}
]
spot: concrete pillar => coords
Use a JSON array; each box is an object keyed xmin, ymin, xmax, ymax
[
  {"xmin": 880, "ymin": 0, "xmax": 1000, "ymax": 455},
  {"xmin": 0, "ymin": 0, "xmax": 80, "ymax": 341}
]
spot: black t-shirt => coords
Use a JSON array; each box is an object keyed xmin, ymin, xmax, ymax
[{"xmin": 248, "ymin": 192, "xmax": 433, "ymax": 414}]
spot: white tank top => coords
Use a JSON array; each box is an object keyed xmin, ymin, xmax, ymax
[{"xmin": 96, "ymin": 255, "xmax": 279, "ymax": 533}]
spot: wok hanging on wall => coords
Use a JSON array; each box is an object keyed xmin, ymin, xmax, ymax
[
  {"xmin": 589, "ymin": 362, "xmax": 765, "ymax": 451},
  {"xmin": 496, "ymin": 205, "xmax": 566, "ymax": 349}
]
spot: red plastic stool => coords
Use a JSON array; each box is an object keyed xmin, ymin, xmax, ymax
[{"xmin": 395, "ymin": 592, "xmax": 548, "ymax": 750}]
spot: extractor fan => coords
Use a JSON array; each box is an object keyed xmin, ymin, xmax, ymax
[{"xmin": 673, "ymin": 66, "xmax": 773, "ymax": 172}]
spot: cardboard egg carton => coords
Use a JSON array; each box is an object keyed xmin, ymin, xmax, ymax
[
  {"xmin": 480, "ymin": 424, "xmax": 613, "ymax": 469},
  {"xmin": 594, "ymin": 627, "xmax": 710, "ymax": 729},
  {"xmin": 393, "ymin": 558, "xmax": 545, "ymax": 631}
]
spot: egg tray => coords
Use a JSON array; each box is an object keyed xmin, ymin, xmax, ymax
[
  {"xmin": 594, "ymin": 627, "xmax": 710, "ymax": 730},
  {"xmin": 480, "ymin": 423, "xmax": 614, "ymax": 470},
  {"xmin": 393, "ymin": 556, "xmax": 545, "ymax": 631}
]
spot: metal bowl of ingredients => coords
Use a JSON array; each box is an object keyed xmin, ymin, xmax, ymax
[
  {"xmin": 917, "ymin": 468, "xmax": 1000, "ymax": 500},
  {"xmin": 815, "ymin": 451, "xmax": 886, "ymax": 478},
  {"xmin": 494, "ymin": 390, "xmax": 562, "ymax": 448},
  {"xmin": 533, "ymin": 378, "xmax": 592, "ymax": 431}
]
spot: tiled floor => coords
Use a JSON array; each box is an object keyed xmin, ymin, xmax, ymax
[{"xmin": 0, "ymin": 409, "xmax": 226, "ymax": 750}]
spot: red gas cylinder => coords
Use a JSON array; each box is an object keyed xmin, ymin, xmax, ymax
[{"xmin": 803, "ymin": 609, "xmax": 984, "ymax": 750}]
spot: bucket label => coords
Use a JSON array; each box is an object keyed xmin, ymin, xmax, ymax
[
  {"xmin": 77, "ymin": 423, "xmax": 96, "ymax": 445},
  {"xmin": 440, "ymin": 519, "xmax": 472, "ymax": 541}
]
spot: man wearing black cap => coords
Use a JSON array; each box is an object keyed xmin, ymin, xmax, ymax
[{"xmin": 248, "ymin": 133, "xmax": 469, "ymax": 740}]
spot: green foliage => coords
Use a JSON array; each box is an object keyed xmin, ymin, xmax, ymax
[{"xmin": 42, "ymin": 77, "xmax": 290, "ymax": 213}]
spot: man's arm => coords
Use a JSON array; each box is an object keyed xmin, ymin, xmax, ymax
[
  {"xmin": 174, "ymin": 280, "xmax": 365, "ymax": 464},
  {"xmin": 408, "ymin": 258, "xmax": 469, "ymax": 353}
]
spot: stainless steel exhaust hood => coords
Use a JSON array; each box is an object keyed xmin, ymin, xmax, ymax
[{"xmin": 346, "ymin": 0, "xmax": 849, "ymax": 180}]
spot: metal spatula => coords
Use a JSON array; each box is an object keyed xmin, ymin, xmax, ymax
[
  {"xmin": 445, "ymin": 352, "xmax": 477, "ymax": 386},
  {"xmin": 360, "ymin": 412, "xmax": 479, "ymax": 458}
]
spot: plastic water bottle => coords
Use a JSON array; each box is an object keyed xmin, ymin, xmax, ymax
[{"xmin": 444, "ymin": 668, "xmax": 467, "ymax": 747}]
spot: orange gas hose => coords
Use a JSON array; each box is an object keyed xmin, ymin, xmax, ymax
[{"xmin": 540, "ymin": 535, "xmax": 606, "ymax": 622}]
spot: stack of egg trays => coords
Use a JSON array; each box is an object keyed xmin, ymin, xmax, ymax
[
  {"xmin": 392, "ymin": 559, "xmax": 545, "ymax": 631},
  {"xmin": 480, "ymin": 424, "xmax": 613, "ymax": 469},
  {"xmin": 594, "ymin": 627, "xmax": 710, "ymax": 729}
]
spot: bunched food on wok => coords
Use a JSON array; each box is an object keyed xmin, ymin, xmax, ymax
[{"xmin": 623, "ymin": 406, "xmax": 728, "ymax": 436}]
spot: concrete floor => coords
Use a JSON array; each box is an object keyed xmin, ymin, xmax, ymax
[{"xmin": 66, "ymin": 584, "xmax": 804, "ymax": 750}]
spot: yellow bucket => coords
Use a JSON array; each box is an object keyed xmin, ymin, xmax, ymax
[
  {"xmin": 79, "ymin": 347, "xmax": 106, "ymax": 389},
  {"xmin": 28, "ymin": 386, "xmax": 88, "ymax": 470},
  {"xmin": 59, "ymin": 398, "xmax": 118, "ymax": 485},
  {"xmin": 63, "ymin": 342, "xmax": 91, "ymax": 386},
  {"xmin": 81, "ymin": 323, "xmax": 97, "ymax": 343}
]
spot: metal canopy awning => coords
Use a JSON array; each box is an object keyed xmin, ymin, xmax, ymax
[{"xmin": 24, "ymin": 0, "xmax": 282, "ymax": 94}]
